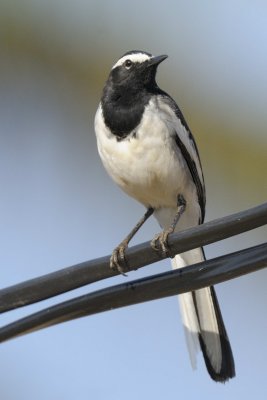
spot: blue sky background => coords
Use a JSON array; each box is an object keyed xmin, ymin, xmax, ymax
[{"xmin": 0, "ymin": 1, "xmax": 267, "ymax": 399}]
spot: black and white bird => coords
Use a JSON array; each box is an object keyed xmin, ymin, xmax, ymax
[{"xmin": 94, "ymin": 50, "xmax": 235, "ymax": 382}]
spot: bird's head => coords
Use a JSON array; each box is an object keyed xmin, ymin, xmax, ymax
[{"xmin": 106, "ymin": 50, "xmax": 168, "ymax": 92}]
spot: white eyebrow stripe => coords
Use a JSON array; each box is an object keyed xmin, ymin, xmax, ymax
[{"xmin": 112, "ymin": 53, "xmax": 151, "ymax": 69}]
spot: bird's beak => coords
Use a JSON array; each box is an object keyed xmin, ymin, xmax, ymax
[{"xmin": 148, "ymin": 54, "xmax": 168, "ymax": 67}]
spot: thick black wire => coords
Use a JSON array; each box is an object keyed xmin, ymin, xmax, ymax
[
  {"xmin": 0, "ymin": 242, "xmax": 266, "ymax": 343},
  {"xmin": 1, "ymin": 202, "xmax": 267, "ymax": 314}
]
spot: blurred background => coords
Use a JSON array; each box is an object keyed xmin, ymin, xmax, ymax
[{"xmin": 0, "ymin": 1, "xmax": 266, "ymax": 399}]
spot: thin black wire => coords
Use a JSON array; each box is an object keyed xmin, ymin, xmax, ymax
[{"xmin": 1, "ymin": 202, "xmax": 267, "ymax": 314}]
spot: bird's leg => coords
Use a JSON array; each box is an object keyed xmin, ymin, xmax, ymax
[
  {"xmin": 110, "ymin": 207, "xmax": 154, "ymax": 274},
  {"xmin": 151, "ymin": 194, "xmax": 186, "ymax": 257}
]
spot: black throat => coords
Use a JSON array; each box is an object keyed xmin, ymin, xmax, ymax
[{"xmin": 101, "ymin": 83, "xmax": 152, "ymax": 139}]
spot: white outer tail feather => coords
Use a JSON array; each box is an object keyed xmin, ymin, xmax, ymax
[
  {"xmin": 172, "ymin": 248, "xmax": 222, "ymax": 374},
  {"xmin": 177, "ymin": 290, "xmax": 200, "ymax": 369}
]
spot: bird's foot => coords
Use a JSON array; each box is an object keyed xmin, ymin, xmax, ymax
[
  {"xmin": 151, "ymin": 227, "xmax": 173, "ymax": 258},
  {"xmin": 110, "ymin": 240, "xmax": 129, "ymax": 276}
]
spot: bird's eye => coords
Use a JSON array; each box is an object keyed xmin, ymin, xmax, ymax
[{"xmin": 125, "ymin": 59, "xmax": 133, "ymax": 69}]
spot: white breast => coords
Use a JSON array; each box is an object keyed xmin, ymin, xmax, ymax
[{"xmin": 94, "ymin": 98, "xmax": 198, "ymax": 213}]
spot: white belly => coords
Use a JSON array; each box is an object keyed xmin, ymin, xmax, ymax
[{"xmin": 95, "ymin": 101, "xmax": 201, "ymax": 227}]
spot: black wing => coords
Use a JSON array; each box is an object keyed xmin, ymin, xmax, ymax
[{"xmin": 160, "ymin": 93, "xmax": 206, "ymax": 222}]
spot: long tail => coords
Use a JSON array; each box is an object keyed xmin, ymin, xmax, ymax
[{"xmin": 172, "ymin": 247, "xmax": 235, "ymax": 382}]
